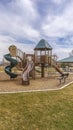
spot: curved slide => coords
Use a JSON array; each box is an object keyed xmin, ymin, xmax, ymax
[
  {"xmin": 4, "ymin": 53, "xmax": 18, "ymax": 78},
  {"xmin": 22, "ymin": 61, "xmax": 34, "ymax": 81}
]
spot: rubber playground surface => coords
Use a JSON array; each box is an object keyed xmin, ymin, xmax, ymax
[{"xmin": 0, "ymin": 72, "xmax": 73, "ymax": 93}]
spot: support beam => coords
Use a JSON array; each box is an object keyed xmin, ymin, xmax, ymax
[{"xmin": 41, "ymin": 63, "xmax": 45, "ymax": 77}]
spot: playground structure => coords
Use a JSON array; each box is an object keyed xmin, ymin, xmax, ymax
[
  {"xmin": 4, "ymin": 53, "xmax": 18, "ymax": 78},
  {"xmin": 34, "ymin": 39, "xmax": 69, "ymax": 82},
  {"xmin": 1, "ymin": 39, "xmax": 69, "ymax": 85},
  {"xmin": 3, "ymin": 45, "xmax": 35, "ymax": 85},
  {"xmin": 3, "ymin": 45, "xmax": 26, "ymax": 79}
]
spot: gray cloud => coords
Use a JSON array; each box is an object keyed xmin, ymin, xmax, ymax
[{"xmin": 0, "ymin": 0, "xmax": 73, "ymax": 60}]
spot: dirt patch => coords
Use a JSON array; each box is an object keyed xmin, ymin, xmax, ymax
[{"xmin": 0, "ymin": 72, "xmax": 73, "ymax": 92}]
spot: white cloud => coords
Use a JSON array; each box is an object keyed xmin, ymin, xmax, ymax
[
  {"xmin": 0, "ymin": 0, "xmax": 73, "ymax": 61},
  {"xmin": 52, "ymin": 0, "xmax": 65, "ymax": 4},
  {"xmin": 0, "ymin": 0, "xmax": 40, "ymax": 40},
  {"xmin": 0, "ymin": 35, "xmax": 36, "ymax": 61},
  {"xmin": 42, "ymin": 1, "xmax": 73, "ymax": 37},
  {"xmin": 0, "ymin": 0, "xmax": 41, "ymax": 61},
  {"xmin": 53, "ymin": 47, "xmax": 72, "ymax": 60},
  {"xmin": 16, "ymin": 0, "xmax": 38, "ymax": 19}
]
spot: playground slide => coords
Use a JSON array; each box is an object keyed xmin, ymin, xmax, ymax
[
  {"xmin": 4, "ymin": 53, "xmax": 18, "ymax": 78},
  {"xmin": 52, "ymin": 64, "xmax": 63, "ymax": 75},
  {"xmin": 52, "ymin": 64, "xmax": 69, "ymax": 77},
  {"xmin": 22, "ymin": 61, "xmax": 34, "ymax": 81}
]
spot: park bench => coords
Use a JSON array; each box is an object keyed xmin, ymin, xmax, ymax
[{"xmin": 58, "ymin": 73, "xmax": 69, "ymax": 84}]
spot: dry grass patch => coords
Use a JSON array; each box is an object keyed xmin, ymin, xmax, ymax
[{"xmin": 0, "ymin": 84, "xmax": 73, "ymax": 130}]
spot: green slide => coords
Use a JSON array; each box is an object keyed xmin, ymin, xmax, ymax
[{"xmin": 4, "ymin": 53, "xmax": 18, "ymax": 78}]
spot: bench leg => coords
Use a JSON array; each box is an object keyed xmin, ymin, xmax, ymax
[
  {"xmin": 64, "ymin": 78, "xmax": 66, "ymax": 83},
  {"xmin": 59, "ymin": 79, "xmax": 62, "ymax": 84}
]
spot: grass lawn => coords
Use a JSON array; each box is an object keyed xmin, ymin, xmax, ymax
[{"xmin": 0, "ymin": 84, "xmax": 73, "ymax": 130}]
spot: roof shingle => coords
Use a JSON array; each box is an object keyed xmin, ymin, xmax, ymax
[{"xmin": 34, "ymin": 39, "xmax": 52, "ymax": 50}]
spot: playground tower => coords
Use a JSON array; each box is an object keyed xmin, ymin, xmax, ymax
[{"xmin": 34, "ymin": 39, "xmax": 52, "ymax": 77}]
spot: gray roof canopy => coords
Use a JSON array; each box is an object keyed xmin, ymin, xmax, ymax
[
  {"xmin": 34, "ymin": 39, "xmax": 52, "ymax": 50},
  {"xmin": 58, "ymin": 56, "xmax": 73, "ymax": 63}
]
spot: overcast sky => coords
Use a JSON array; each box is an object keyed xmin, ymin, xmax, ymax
[{"xmin": 0, "ymin": 0, "xmax": 73, "ymax": 61}]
